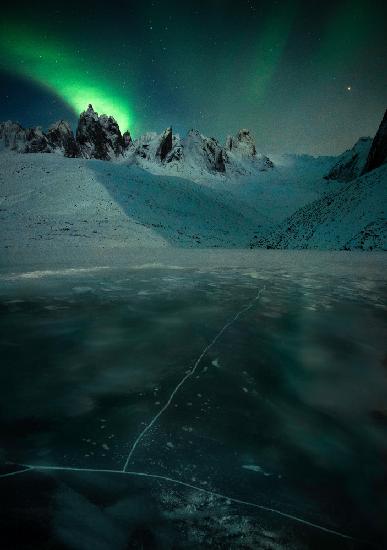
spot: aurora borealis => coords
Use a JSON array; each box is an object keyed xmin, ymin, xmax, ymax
[
  {"xmin": 1, "ymin": 0, "xmax": 386, "ymax": 154},
  {"xmin": 0, "ymin": 22, "xmax": 134, "ymax": 131}
]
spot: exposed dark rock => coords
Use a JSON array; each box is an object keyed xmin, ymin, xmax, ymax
[
  {"xmin": 24, "ymin": 127, "xmax": 51, "ymax": 153},
  {"xmin": 99, "ymin": 113, "xmax": 126, "ymax": 156},
  {"xmin": 0, "ymin": 122, "xmax": 52, "ymax": 153},
  {"xmin": 46, "ymin": 120, "xmax": 80, "ymax": 157},
  {"xmin": 224, "ymin": 129, "xmax": 273, "ymax": 173},
  {"xmin": 225, "ymin": 135, "xmax": 233, "ymax": 151},
  {"xmin": 123, "ymin": 130, "xmax": 132, "ymax": 149},
  {"xmin": 324, "ymin": 137, "xmax": 372, "ymax": 182},
  {"xmin": 156, "ymin": 127, "xmax": 173, "ymax": 161},
  {"xmin": 76, "ymin": 105, "xmax": 110, "ymax": 160},
  {"xmin": 0, "ymin": 107, "xmax": 275, "ymax": 175},
  {"xmin": 235, "ymin": 129, "xmax": 257, "ymax": 156},
  {"xmin": 362, "ymin": 109, "xmax": 387, "ymax": 175},
  {"xmin": 212, "ymin": 146, "xmax": 226, "ymax": 172},
  {"xmin": 184, "ymin": 130, "xmax": 226, "ymax": 173},
  {"xmin": 165, "ymin": 144, "xmax": 183, "ymax": 163},
  {"xmin": 204, "ymin": 136, "xmax": 226, "ymax": 172},
  {"xmin": 75, "ymin": 104, "xmax": 127, "ymax": 160},
  {"xmin": 0, "ymin": 121, "xmax": 27, "ymax": 152},
  {"xmin": 225, "ymin": 129, "xmax": 257, "ymax": 157}
]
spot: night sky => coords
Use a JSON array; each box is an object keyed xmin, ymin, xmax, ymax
[{"xmin": 1, "ymin": 0, "xmax": 386, "ymax": 155}]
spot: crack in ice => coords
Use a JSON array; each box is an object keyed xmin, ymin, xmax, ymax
[
  {"xmin": 0, "ymin": 284, "xmax": 367, "ymax": 544},
  {"xmin": 0, "ymin": 467, "xmax": 33, "ymax": 479},
  {"xmin": 122, "ymin": 286, "xmax": 266, "ymax": 471},
  {"xmin": 18, "ymin": 463, "xmax": 361, "ymax": 542}
]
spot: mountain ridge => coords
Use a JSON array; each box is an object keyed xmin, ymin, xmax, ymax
[
  {"xmin": 0, "ymin": 104, "xmax": 274, "ymax": 179},
  {"xmin": 1, "ymin": 106, "xmax": 386, "ymax": 254}
]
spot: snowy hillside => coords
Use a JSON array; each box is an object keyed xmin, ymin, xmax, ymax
[
  {"xmin": 252, "ymin": 108, "xmax": 387, "ymax": 250},
  {"xmin": 0, "ymin": 146, "xmax": 336, "ymax": 265},
  {"xmin": 324, "ymin": 137, "xmax": 372, "ymax": 182},
  {"xmin": 253, "ymin": 164, "xmax": 387, "ymax": 250},
  {"xmin": 1, "ymin": 105, "xmax": 386, "ymax": 259}
]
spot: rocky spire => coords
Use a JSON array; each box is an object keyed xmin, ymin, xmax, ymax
[
  {"xmin": 123, "ymin": 130, "xmax": 132, "ymax": 149},
  {"xmin": 24, "ymin": 127, "xmax": 51, "ymax": 153},
  {"xmin": 224, "ymin": 129, "xmax": 273, "ymax": 173},
  {"xmin": 184, "ymin": 129, "xmax": 226, "ymax": 173},
  {"xmin": 46, "ymin": 120, "xmax": 80, "ymax": 157},
  {"xmin": 229, "ymin": 129, "xmax": 257, "ymax": 157},
  {"xmin": 76, "ymin": 104, "xmax": 110, "ymax": 160},
  {"xmin": 156, "ymin": 127, "xmax": 173, "ymax": 161},
  {"xmin": 324, "ymin": 137, "xmax": 372, "ymax": 182},
  {"xmin": 362, "ymin": 109, "xmax": 387, "ymax": 175},
  {"xmin": 75, "ymin": 104, "xmax": 128, "ymax": 160},
  {"xmin": 0, "ymin": 107, "xmax": 275, "ymax": 174},
  {"xmin": 0, "ymin": 121, "xmax": 28, "ymax": 152}
]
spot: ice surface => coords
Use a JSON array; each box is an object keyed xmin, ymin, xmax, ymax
[{"xmin": 0, "ymin": 254, "xmax": 386, "ymax": 548}]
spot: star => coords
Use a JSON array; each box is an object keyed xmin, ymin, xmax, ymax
[{"xmin": 347, "ymin": 86, "xmax": 352, "ymax": 91}]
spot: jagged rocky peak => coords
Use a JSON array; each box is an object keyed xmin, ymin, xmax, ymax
[
  {"xmin": 225, "ymin": 129, "xmax": 274, "ymax": 173},
  {"xmin": 76, "ymin": 104, "xmax": 126, "ymax": 160},
  {"xmin": 76, "ymin": 104, "xmax": 108, "ymax": 160},
  {"xmin": 184, "ymin": 129, "xmax": 226, "ymax": 173},
  {"xmin": 24, "ymin": 127, "xmax": 51, "ymax": 153},
  {"xmin": 362, "ymin": 109, "xmax": 387, "ymax": 175},
  {"xmin": 236, "ymin": 129, "xmax": 257, "ymax": 156},
  {"xmin": 131, "ymin": 131, "xmax": 158, "ymax": 161},
  {"xmin": 0, "ymin": 121, "xmax": 53, "ymax": 154},
  {"xmin": 324, "ymin": 136, "xmax": 372, "ymax": 183},
  {"xmin": 130, "ymin": 128, "xmax": 181, "ymax": 165},
  {"xmin": 47, "ymin": 120, "xmax": 79, "ymax": 158},
  {"xmin": 123, "ymin": 130, "xmax": 132, "ymax": 149},
  {"xmin": 0, "ymin": 104, "xmax": 133, "ymax": 160},
  {"xmin": 0, "ymin": 121, "xmax": 28, "ymax": 152},
  {"xmin": 226, "ymin": 129, "xmax": 257, "ymax": 156},
  {"xmin": 99, "ymin": 114, "xmax": 126, "ymax": 156},
  {"xmin": 156, "ymin": 127, "xmax": 173, "ymax": 161},
  {"xmin": 1, "ymin": 108, "xmax": 275, "ymax": 175},
  {"xmin": 84, "ymin": 104, "xmax": 99, "ymax": 121}
]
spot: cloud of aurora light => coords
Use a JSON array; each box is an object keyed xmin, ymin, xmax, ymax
[
  {"xmin": 250, "ymin": 1, "xmax": 299, "ymax": 101},
  {"xmin": 0, "ymin": 22, "xmax": 134, "ymax": 131}
]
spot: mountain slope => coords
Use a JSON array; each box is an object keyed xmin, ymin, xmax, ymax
[
  {"xmin": 253, "ymin": 164, "xmax": 387, "ymax": 250},
  {"xmin": 1, "ymin": 105, "xmax": 386, "ymax": 258},
  {"xmin": 362, "ymin": 108, "xmax": 387, "ymax": 174},
  {"xmin": 0, "ymin": 151, "xmax": 260, "ymax": 258},
  {"xmin": 324, "ymin": 137, "xmax": 372, "ymax": 182},
  {"xmin": 0, "ymin": 147, "xmax": 336, "ymax": 265}
]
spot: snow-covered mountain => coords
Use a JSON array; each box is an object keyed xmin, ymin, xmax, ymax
[
  {"xmin": 0, "ymin": 105, "xmax": 386, "ymax": 258},
  {"xmin": 76, "ymin": 105, "xmax": 132, "ymax": 160},
  {"xmin": 252, "ymin": 164, "xmax": 387, "ymax": 250},
  {"xmin": 324, "ymin": 137, "xmax": 372, "ymax": 182},
  {"xmin": 0, "ymin": 105, "xmax": 274, "ymax": 180},
  {"xmin": 0, "ymin": 147, "xmax": 335, "ymax": 265},
  {"xmin": 362, "ymin": 109, "xmax": 387, "ymax": 175},
  {"xmin": 0, "ymin": 121, "xmax": 52, "ymax": 154},
  {"xmin": 323, "ymin": 109, "xmax": 387, "ymax": 184},
  {"xmin": 249, "ymin": 109, "xmax": 387, "ymax": 251}
]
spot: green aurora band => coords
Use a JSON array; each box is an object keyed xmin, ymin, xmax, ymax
[
  {"xmin": 0, "ymin": 23, "xmax": 133, "ymax": 131},
  {"xmin": 250, "ymin": 1, "xmax": 298, "ymax": 101}
]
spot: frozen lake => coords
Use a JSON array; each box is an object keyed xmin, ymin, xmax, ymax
[{"xmin": 0, "ymin": 252, "xmax": 386, "ymax": 549}]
